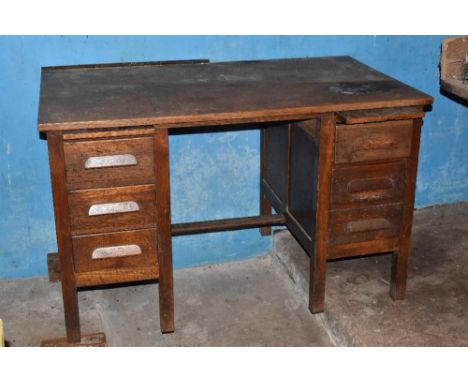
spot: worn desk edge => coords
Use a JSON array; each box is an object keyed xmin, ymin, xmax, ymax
[{"xmin": 38, "ymin": 98, "xmax": 433, "ymax": 133}]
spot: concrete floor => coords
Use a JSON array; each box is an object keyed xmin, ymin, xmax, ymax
[
  {"xmin": 0, "ymin": 255, "xmax": 332, "ymax": 346},
  {"xmin": 0, "ymin": 202, "xmax": 466, "ymax": 346},
  {"xmin": 274, "ymin": 202, "xmax": 468, "ymax": 346}
]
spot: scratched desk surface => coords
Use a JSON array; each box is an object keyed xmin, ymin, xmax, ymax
[{"xmin": 38, "ymin": 56, "xmax": 433, "ymax": 132}]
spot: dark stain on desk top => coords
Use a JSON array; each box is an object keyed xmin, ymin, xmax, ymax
[{"xmin": 38, "ymin": 56, "xmax": 433, "ymax": 132}]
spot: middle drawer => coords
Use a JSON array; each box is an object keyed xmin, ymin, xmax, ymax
[
  {"xmin": 68, "ymin": 184, "xmax": 157, "ymax": 235},
  {"xmin": 331, "ymin": 161, "xmax": 407, "ymax": 208}
]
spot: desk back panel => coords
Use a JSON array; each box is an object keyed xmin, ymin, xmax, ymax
[
  {"xmin": 263, "ymin": 123, "xmax": 290, "ymax": 206},
  {"xmin": 289, "ymin": 121, "xmax": 320, "ymax": 243},
  {"xmin": 262, "ymin": 118, "xmax": 322, "ymax": 255}
]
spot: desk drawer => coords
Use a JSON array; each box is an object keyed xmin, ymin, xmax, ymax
[
  {"xmin": 331, "ymin": 161, "xmax": 406, "ymax": 207},
  {"xmin": 68, "ymin": 185, "xmax": 156, "ymax": 235},
  {"xmin": 64, "ymin": 137, "xmax": 155, "ymax": 190},
  {"xmin": 335, "ymin": 120, "xmax": 413, "ymax": 164},
  {"xmin": 72, "ymin": 229, "xmax": 158, "ymax": 273},
  {"xmin": 329, "ymin": 203, "xmax": 403, "ymax": 245}
]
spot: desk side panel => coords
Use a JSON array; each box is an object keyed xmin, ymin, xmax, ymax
[
  {"xmin": 262, "ymin": 123, "xmax": 290, "ymax": 212},
  {"xmin": 288, "ymin": 120, "xmax": 320, "ymax": 245}
]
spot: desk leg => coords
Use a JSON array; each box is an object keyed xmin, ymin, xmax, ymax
[
  {"xmin": 309, "ymin": 115, "xmax": 334, "ymax": 314},
  {"xmin": 391, "ymin": 119, "xmax": 422, "ymax": 300},
  {"xmin": 259, "ymin": 128, "xmax": 272, "ymax": 236},
  {"xmin": 47, "ymin": 132, "xmax": 81, "ymax": 343},
  {"xmin": 154, "ymin": 129, "xmax": 175, "ymax": 333}
]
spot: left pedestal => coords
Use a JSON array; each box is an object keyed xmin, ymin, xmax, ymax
[{"xmin": 42, "ymin": 127, "xmax": 173, "ymax": 346}]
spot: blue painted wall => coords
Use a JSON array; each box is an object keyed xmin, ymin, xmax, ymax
[{"xmin": 1, "ymin": 36, "xmax": 467, "ymax": 279}]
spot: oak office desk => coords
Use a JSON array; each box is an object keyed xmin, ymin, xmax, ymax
[{"xmin": 38, "ymin": 57, "xmax": 433, "ymax": 345}]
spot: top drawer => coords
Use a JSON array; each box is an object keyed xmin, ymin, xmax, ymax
[
  {"xmin": 335, "ymin": 120, "xmax": 413, "ymax": 164},
  {"xmin": 64, "ymin": 137, "xmax": 155, "ymax": 190}
]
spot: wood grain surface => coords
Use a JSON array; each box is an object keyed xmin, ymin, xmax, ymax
[
  {"xmin": 46, "ymin": 132, "xmax": 81, "ymax": 342},
  {"xmin": 68, "ymin": 184, "xmax": 157, "ymax": 235},
  {"xmin": 328, "ymin": 203, "xmax": 404, "ymax": 245},
  {"xmin": 335, "ymin": 120, "xmax": 413, "ymax": 164},
  {"xmin": 72, "ymin": 228, "xmax": 158, "ymax": 273},
  {"xmin": 38, "ymin": 57, "xmax": 433, "ymax": 132},
  {"xmin": 64, "ymin": 136, "xmax": 155, "ymax": 190},
  {"xmin": 336, "ymin": 106, "xmax": 425, "ymax": 124},
  {"xmin": 330, "ymin": 161, "xmax": 406, "ymax": 208}
]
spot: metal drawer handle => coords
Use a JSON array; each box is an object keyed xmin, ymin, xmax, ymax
[
  {"xmin": 85, "ymin": 154, "xmax": 137, "ymax": 169},
  {"xmin": 92, "ymin": 244, "xmax": 142, "ymax": 259},
  {"xmin": 88, "ymin": 201, "xmax": 140, "ymax": 216}
]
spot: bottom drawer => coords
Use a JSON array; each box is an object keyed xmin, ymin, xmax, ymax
[
  {"xmin": 329, "ymin": 203, "xmax": 404, "ymax": 245},
  {"xmin": 72, "ymin": 229, "xmax": 158, "ymax": 273}
]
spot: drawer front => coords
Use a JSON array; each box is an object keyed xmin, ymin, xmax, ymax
[
  {"xmin": 331, "ymin": 161, "xmax": 406, "ymax": 207},
  {"xmin": 335, "ymin": 120, "xmax": 413, "ymax": 164},
  {"xmin": 329, "ymin": 203, "xmax": 404, "ymax": 245},
  {"xmin": 68, "ymin": 185, "xmax": 156, "ymax": 235},
  {"xmin": 72, "ymin": 229, "xmax": 158, "ymax": 273},
  {"xmin": 64, "ymin": 137, "xmax": 155, "ymax": 190}
]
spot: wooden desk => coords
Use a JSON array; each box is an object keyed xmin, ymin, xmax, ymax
[{"xmin": 38, "ymin": 57, "xmax": 433, "ymax": 345}]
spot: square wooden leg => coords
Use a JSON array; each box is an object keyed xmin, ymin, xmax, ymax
[
  {"xmin": 61, "ymin": 276, "xmax": 82, "ymax": 343},
  {"xmin": 47, "ymin": 252, "xmax": 61, "ymax": 282},
  {"xmin": 47, "ymin": 133, "xmax": 82, "ymax": 343},
  {"xmin": 309, "ymin": 115, "xmax": 334, "ymax": 314},
  {"xmin": 154, "ymin": 128, "xmax": 175, "ymax": 333},
  {"xmin": 260, "ymin": 127, "xmax": 272, "ymax": 236},
  {"xmin": 390, "ymin": 120, "xmax": 421, "ymax": 301},
  {"xmin": 260, "ymin": 193, "xmax": 272, "ymax": 236},
  {"xmin": 159, "ymin": 275, "xmax": 175, "ymax": 333},
  {"xmin": 309, "ymin": 256, "xmax": 327, "ymax": 313},
  {"xmin": 390, "ymin": 249, "xmax": 409, "ymax": 300}
]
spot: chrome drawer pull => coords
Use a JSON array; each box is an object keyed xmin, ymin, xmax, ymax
[
  {"xmin": 92, "ymin": 244, "xmax": 142, "ymax": 259},
  {"xmin": 88, "ymin": 201, "xmax": 140, "ymax": 216},
  {"xmin": 85, "ymin": 154, "xmax": 137, "ymax": 169}
]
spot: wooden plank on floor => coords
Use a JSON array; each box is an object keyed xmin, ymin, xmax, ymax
[{"xmin": 40, "ymin": 332, "xmax": 107, "ymax": 347}]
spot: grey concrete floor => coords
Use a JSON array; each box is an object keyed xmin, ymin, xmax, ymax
[
  {"xmin": 273, "ymin": 202, "xmax": 468, "ymax": 346},
  {"xmin": 0, "ymin": 255, "xmax": 332, "ymax": 346},
  {"xmin": 1, "ymin": 202, "xmax": 466, "ymax": 346}
]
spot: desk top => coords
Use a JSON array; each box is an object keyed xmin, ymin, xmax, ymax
[{"xmin": 38, "ymin": 56, "xmax": 433, "ymax": 132}]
